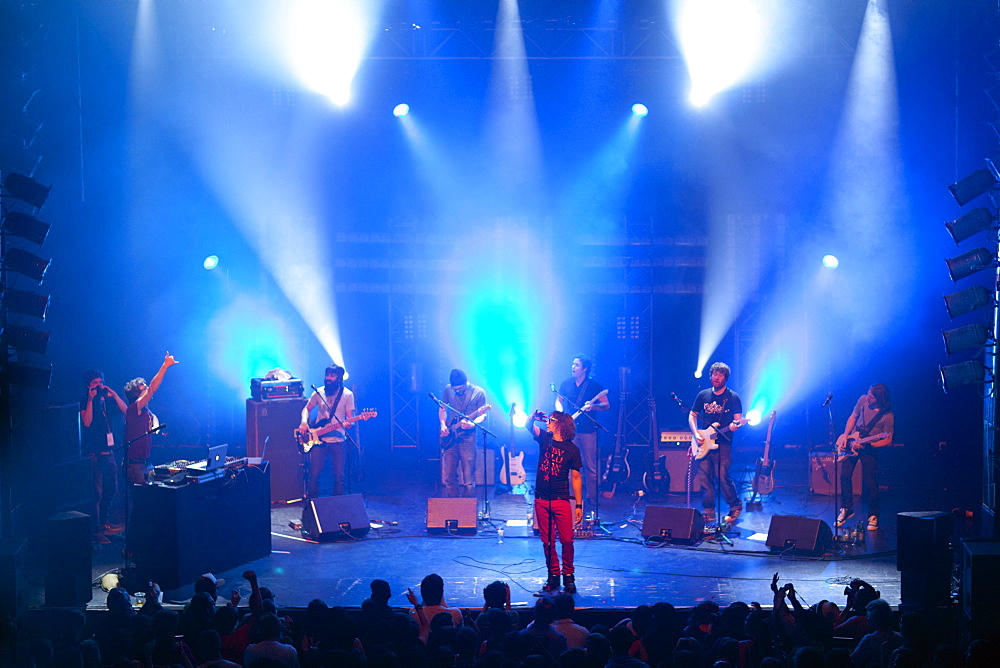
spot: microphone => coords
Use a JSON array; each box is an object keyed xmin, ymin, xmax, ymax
[
  {"xmin": 310, "ymin": 384, "xmax": 323, "ymax": 395},
  {"xmin": 821, "ymin": 393, "xmax": 833, "ymax": 407},
  {"xmin": 670, "ymin": 392, "xmax": 684, "ymax": 407},
  {"xmin": 428, "ymin": 392, "xmax": 441, "ymax": 404},
  {"xmin": 550, "ymin": 383, "xmax": 558, "ymax": 394}
]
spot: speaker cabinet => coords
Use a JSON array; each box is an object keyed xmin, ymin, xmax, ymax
[
  {"xmin": 246, "ymin": 398, "xmax": 307, "ymax": 503},
  {"xmin": 766, "ymin": 515, "xmax": 833, "ymax": 555},
  {"xmin": 640, "ymin": 506, "xmax": 704, "ymax": 544},
  {"xmin": 809, "ymin": 454, "xmax": 862, "ymax": 495},
  {"xmin": 961, "ymin": 539, "xmax": 1000, "ymax": 641},
  {"xmin": 45, "ymin": 511, "xmax": 92, "ymax": 607},
  {"xmin": 302, "ymin": 494, "xmax": 370, "ymax": 540},
  {"xmin": 426, "ymin": 498, "xmax": 478, "ymax": 535},
  {"xmin": 473, "ymin": 451, "xmax": 497, "ymax": 486},
  {"xmin": 0, "ymin": 540, "xmax": 27, "ymax": 618},
  {"xmin": 897, "ymin": 511, "xmax": 953, "ymax": 573}
]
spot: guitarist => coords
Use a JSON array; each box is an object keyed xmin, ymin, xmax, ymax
[
  {"xmin": 298, "ymin": 363, "xmax": 355, "ymax": 498},
  {"xmin": 835, "ymin": 384, "xmax": 893, "ymax": 532},
  {"xmin": 438, "ymin": 369, "xmax": 487, "ymax": 498},
  {"xmin": 688, "ymin": 362, "xmax": 743, "ymax": 526},
  {"xmin": 555, "ymin": 356, "xmax": 609, "ymax": 510}
]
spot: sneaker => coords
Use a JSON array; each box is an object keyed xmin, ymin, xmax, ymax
[
  {"xmin": 835, "ymin": 508, "xmax": 854, "ymax": 528},
  {"xmin": 867, "ymin": 515, "xmax": 879, "ymax": 531},
  {"xmin": 724, "ymin": 505, "xmax": 742, "ymax": 524},
  {"xmin": 94, "ymin": 534, "xmax": 111, "ymax": 545},
  {"xmin": 102, "ymin": 523, "xmax": 124, "ymax": 535},
  {"xmin": 539, "ymin": 575, "xmax": 560, "ymax": 594},
  {"xmin": 562, "ymin": 574, "xmax": 577, "ymax": 595},
  {"xmin": 702, "ymin": 510, "xmax": 716, "ymax": 525}
]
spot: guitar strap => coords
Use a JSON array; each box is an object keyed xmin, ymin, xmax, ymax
[
  {"xmin": 858, "ymin": 408, "xmax": 884, "ymax": 438},
  {"xmin": 574, "ymin": 380, "xmax": 590, "ymax": 414}
]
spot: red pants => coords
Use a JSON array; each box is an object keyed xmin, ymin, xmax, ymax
[{"xmin": 535, "ymin": 498, "xmax": 574, "ymax": 577}]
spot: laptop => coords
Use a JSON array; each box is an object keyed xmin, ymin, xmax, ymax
[{"xmin": 187, "ymin": 444, "xmax": 228, "ymax": 474}]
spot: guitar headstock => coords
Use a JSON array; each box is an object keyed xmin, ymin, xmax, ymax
[{"xmin": 359, "ymin": 409, "xmax": 378, "ymax": 420}]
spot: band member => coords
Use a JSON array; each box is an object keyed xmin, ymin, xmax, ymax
[
  {"xmin": 528, "ymin": 410, "xmax": 583, "ymax": 594},
  {"xmin": 555, "ymin": 356, "xmax": 609, "ymax": 509},
  {"xmin": 123, "ymin": 352, "xmax": 178, "ymax": 485},
  {"xmin": 298, "ymin": 364, "xmax": 355, "ymax": 498},
  {"xmin": 836, "ymin": 384, "xmax": 893, "ymax": 531},
  {"xmin": 689, "ymin": 362, "xmax": 743, "ymax": 526},
  {"xmin": 438, "ymin": 369, "xmax": 487, "ymax": 498},
  {"xmin": 81, "ymin": 369, "xmax": 128, "ymax": 545}
]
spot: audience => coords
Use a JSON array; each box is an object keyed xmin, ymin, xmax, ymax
[{"xmin": 8, "ymin": 568, "xmax": 997, "ymax": 667}]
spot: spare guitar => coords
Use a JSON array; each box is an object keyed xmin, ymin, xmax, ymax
[
  {"xmin": 689, "ymin": 418, "xmax": 751, "ymax": 460},
  {"xmin": 836, "ymin": 431, "xmax": 891, "ymax": 462},
  {"xmin": 295, "ymin": 410, "xmax": 378, "ymax": 453},
  {"xmin": 572, "ymin": 389, "xmax": 609, "ymax": 419},
  {"xmin": 642, "ymin": 398, "xmax": 667, "ymax": 495},
  {"xmin": 602, "ymin": 391, "xmax": 630, "ymax": 494},
  {"xmin": 440, "ymin": 404, "xmax": 492, "ymax": 451},
  {"xmin": 751, "ymin": 411, "xmax": 777, "ymax": 497},
  {"xmin": 498, "ymin": 403, "xmax": 527, "ymax": 494}
]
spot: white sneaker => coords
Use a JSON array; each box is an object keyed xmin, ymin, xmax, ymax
[
  {"xmin": 835, "ymin": 508, "xmax": 854, "ymax": 528},
  {"xmin": 867, "ymin": 515, "xmax": 879, "ymax": 531}
]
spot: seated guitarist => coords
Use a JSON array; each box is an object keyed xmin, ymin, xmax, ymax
[
  {"xmin": 439, "ymin": 369, "xmax": 488, "ymax": 498},
  {"xmin": 688, "ymin": 362, "xmax": 743, "ymax": 526},
  {"xmin": 835, "ymin": 384, "xmax": 893, "ymax": 531},
  {"xmin": 298, "ymin": 364, "xmax": 355, "ymax": 498}
]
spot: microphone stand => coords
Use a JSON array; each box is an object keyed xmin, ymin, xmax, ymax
[
  {"xmin": 552, "ymin": 385, "xmax": 612, "ymax": 534},
  {"xmin": 670, "ymin": 392, "xmax": 732, "ymax": 546},
  {"xmin": 825, "ymin": 394, "xmax": 845, "ymax": 546},
  {"xmin": 429, "ymin": 394, "xmax": 499, "ymax": 530},
  {"xmin": 118, "ymin": 424, "xmax": 166, "ymax": 594}
]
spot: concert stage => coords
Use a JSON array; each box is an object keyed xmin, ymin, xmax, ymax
[{"xmin": 69, "ymin": 448, "xmax": 977, "ymax": 614}]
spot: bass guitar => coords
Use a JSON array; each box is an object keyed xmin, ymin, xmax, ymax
[
  {"xmin": 440, "ymin": 404, "xmax": 492, "ymax": 451},
  {"xmin": 602, "ymin": 391, "xmax": 630, "ymax": 491},
  {"xmin": 295, "ymin": 410, "xmax": 378, "ymax": 453},
  {"xmin": 689, "ymin": 418, "xmax": 751, "ymax": 460},
  {"xmin": 836, "ymin": 431, "xmax": 891, "ymax": 462},
  {"xmin": 572, "ymin": 390, "xmax": 609, "ymax": 419},
  {"xmin": 751, "ymin": 411, "xmax": 777, "ymax": 496}
]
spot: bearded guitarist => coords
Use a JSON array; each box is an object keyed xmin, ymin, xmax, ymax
[
  {"xmin": 439, "ymin": 369, "xmax": 488, "ymax": 498},
  {"xmin": 298, "ymin": 363, "xmax": 355, "ymax": 499},
  {"xmin": 688, "ymin": 362, "xmax": 743, "ymax": 527},
  {"xmin": 835, "ymin": 384, "xmax": 893, "ymax": 532},
  {"xmin": 555, "ymin": 356, "xmax": 609, "ymax": 511}
]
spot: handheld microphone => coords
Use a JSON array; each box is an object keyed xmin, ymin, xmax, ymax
[
  {"xmin": 428, "ymin": 392, "xmax": 440, "ymax": 403},
  {"xmin": 670, "ymin": 392, "xmax": 684, "ymax": 406},
  {"xmin": 821, "ymin": 393, "xmax": 833, "ymax": 407},
  {"xmin": 550, "ymin": 383, "xmax": 558, "ymax": 393}
]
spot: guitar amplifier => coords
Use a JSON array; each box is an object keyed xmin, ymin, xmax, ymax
[
  {"xmin": 250, "ymin": 377, "xmax": 304, "ymax": 401},
  {"xmin": 660, "ymin": 431, "xmax": 690, "ymax": 444}
]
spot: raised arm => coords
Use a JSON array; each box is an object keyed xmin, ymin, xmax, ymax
[{"xmin": 136, "ymin": 352, "xmax": 179, "ymax": 411}]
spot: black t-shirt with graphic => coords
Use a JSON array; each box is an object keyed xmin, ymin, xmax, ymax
[
  {"xmin": 691, "ymin": 387, "xmax": 743, "ymax": 446},
  {"xmin": 533, "ymin": 431, "xmax": 582, "ymax": 501}
]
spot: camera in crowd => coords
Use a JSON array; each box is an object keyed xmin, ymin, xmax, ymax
[{"xmin": 96, "ymin": 386, "xmax": 109, "ymax": 398}]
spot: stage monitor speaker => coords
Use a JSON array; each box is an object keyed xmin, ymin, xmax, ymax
[
  {"xmin": 246, "ymin": 398, "xmax": 307, "ymax": 503},
  {"xmin": 301, "ymin": 494, "xmax": 370, "ymax": 541},
  {"xmin": 640, "ymin": 506, "xmax": 704, "ymax": 544},
  {"xmin": 45, "ymin": 511, "xmax": 92, "ymax": 606},
  {"xmin": 427, "ymin": 498, "xmax": 478, "ymax": 535},
  {"xmin": 897, "ymin": 511, "xmax": 953, "ymax": 573},
  {"xmin": 0, "ymin": 540, "xmax": 27, "ymax": 618},
  {"xmin": 809, "ymin": 454, "xmax": 862, "ymax": 495},
  {"xmin": 766, "ymin": 515, "xmax": 833, "ymax": 555}
]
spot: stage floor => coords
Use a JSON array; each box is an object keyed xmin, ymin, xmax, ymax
[{"xmin": 70, "ymin": 455, "xmax": 978, "ymax": 612}]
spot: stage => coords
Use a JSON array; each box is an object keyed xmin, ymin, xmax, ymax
[{"xmin": 67, "ymin": 448, "xmax": 978, "ymax": 613}]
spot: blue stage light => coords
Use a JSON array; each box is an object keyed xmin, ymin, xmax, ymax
[
  {"xmin": 204, "ymin": 255, "xmax": 220, "ymax": 270},
  {"xmin": 822, "ymin": 254, "xmax": 839, "ymax": 269},
  {"xmin": 393, "ymin": 103, "xmax": 410, "ymax": 117},
  {"xmin": 631, "ymin": 103, "xmax": 648, "ymax": 117}
]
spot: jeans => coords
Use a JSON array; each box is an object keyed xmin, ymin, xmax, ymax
[
  {"xmin": 441, "ymin": 436, "xmax": 476, "ymax": 497},
  {"xmin": 535, "ymin": 498, "xmax": 575, "ymax": 576},
  {"xmin": 839, "ymin": 449, "xmax": 879, "ymax": 517},
  {"xmin": 308, "ymin": 441, "xmax": 347, "ymax": 497},
  {"xmin": 693, "ymin": 443, "xmax": 739, "ymax": 510}
]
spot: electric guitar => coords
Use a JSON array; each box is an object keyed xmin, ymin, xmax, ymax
[
  {"xmin": 642, "ymin": 398, "xmax": 667, "ymax": 494},
  {"xmin": 689, "ymin": 418, "xmax": 751, "ymax": 460},
  {"xmin": 836, "ymin": 431, "xmax": 891, "ymax": 462},
  {"xmin": 440, "ymin": 404, "xmax": 492, "ymax": 451},
  {"xmin": 603, "ymin": 392, "xmax": 630, "ymax": 489},
  {"xmin": 572, "ymin": 390, "xmax": 608, "ymax": 419},
  {"xmin": 499, "ymin": 403, "xmax": 528, "ymax": 493},
  {"xmin": 751, "ymin": 411, "xmax": 777, "ymax": 496},
  {"xmin": 295, "ymin": 410, "xmax": 378, "ymax": 453}
]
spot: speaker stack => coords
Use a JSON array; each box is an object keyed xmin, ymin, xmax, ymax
[
  {"xmin": 45, "ymin": 511, "xmax": 92, "ymax": 606},
  {"xmin": 960, "ymin": 538, "xmax": 1000, "ymax": 641},
  {"xmin": 246, "ymin": 398, "xmax": 307, "ymax": 503},
  {"xmin": 301, "ymin": 493, "xmax": 371, "ymax": 541},
  {"xmin": 897, "ymin": 511, "xmax": 953, "ymax": 608}
]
